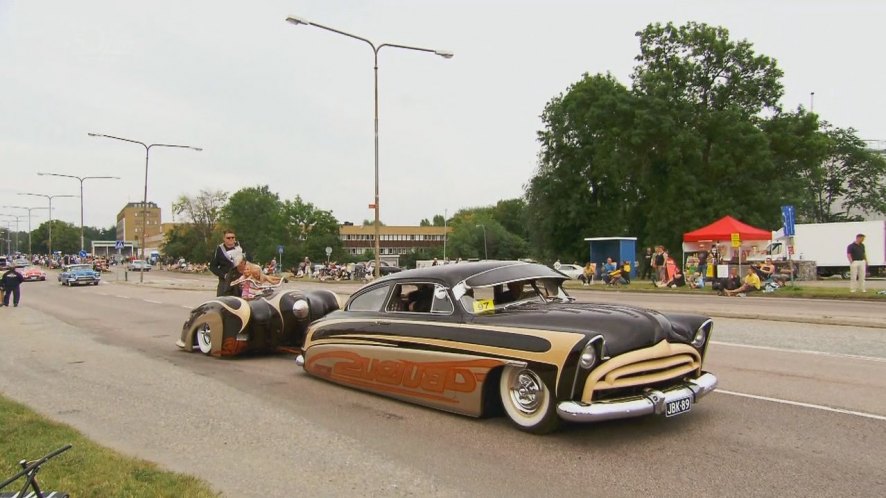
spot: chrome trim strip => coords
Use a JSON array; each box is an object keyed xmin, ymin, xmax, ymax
[{"xmin": 556, "ymin": 372, "xmax": 718, "ymax": 423}]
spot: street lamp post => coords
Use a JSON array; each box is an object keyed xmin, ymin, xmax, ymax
[
  {"xmin": 88, "ymin": 132, "xmax": 202, "ymax": 283},
  {"xmin": 476, "ymin": 224, "xmax": 487, "ymax": 260},
  {"xmin": 1, "ymin": 205, "xmax": 50, "ymax": 257},
  {"xmin": 285, "ymin": 15, "xmax": 452, "ymax": 277},
  {"xmin": 18, "ymin": 193, "xmax": 78, "ymax": 258},
  {"xmin": 37, "ymin": 172, "xmax": 120, "ymax": 252},
  {"xmin": 0, "ymin": 214, "xmax": 27, "ymax": 253}
]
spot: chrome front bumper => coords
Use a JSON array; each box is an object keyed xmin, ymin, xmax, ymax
[{"xmin": 556, "ymin": 372, "xmax": 718, "ymax": 423}]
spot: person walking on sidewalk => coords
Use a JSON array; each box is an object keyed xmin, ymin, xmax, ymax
[
  {"xmin": 1, "ymin": 265, "xmax": 24, "ymax": 307},
  {"xmin": 847, "ymin": 233, "xmax": 867, "ymax": 293},
  {"xmin": 210, "ymin": 230, "xmax": 245, "ymax": 297}
]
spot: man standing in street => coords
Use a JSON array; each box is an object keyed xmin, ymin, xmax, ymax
[
  {"xmin": 210, "ymin": 230, "xmax": 243, "ymax": 297},
  {"xmin": 847, "ymin": 233, "xmax": 867, "ymax": 293},
  {"xmin": 1, "ymin": 265, "xmax": 24, "ymax": 307}
]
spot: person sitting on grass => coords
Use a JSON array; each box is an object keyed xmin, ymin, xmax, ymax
[
  {"xmin": 662, "ymin": 267, "xmax": 686, "ymax": 288},
  {"xmin": 723, "ymin": 267, "xmax": 762, "ymax": 297}
]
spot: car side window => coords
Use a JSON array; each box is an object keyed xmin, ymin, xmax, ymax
[
  {"xmin": 347, "ymin": 285, "xmax": 391, "ymax": 312},
  {"xmin": 430, "ymin": 284, "xmax": 454, "ymax": 314}
]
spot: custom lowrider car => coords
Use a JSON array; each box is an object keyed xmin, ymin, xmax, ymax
[
  {"xmin": 22, "ymin": 266, "xmax": 47, "ymax": 281},
  {"xmin": 295, "ymin": 261, "xmax": 717, "ymax": 433},
  {"xmin": 176, "ymin": 288, "xmax": 341, "ymax": 357},
  {"xmin": 58, "ymin": 264, "xmax": 101, "ymax": 286}
]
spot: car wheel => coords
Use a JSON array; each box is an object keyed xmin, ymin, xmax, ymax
[
  {"xmin": 195, "ymin": 323, "xmax": 213, "ymax": 354},
  {"xmin": 499, "ymin": 365, "xmax": 559, "ymax": 434}
]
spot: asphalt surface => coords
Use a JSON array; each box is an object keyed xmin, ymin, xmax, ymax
[{"xmin": 2, "ymin": 270, "xmax": 885, "ymax": 497}]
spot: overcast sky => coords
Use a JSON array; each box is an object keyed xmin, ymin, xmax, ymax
[{"xmin": 1, "ymin": 0, "xmax": 884, "ymax": 232}]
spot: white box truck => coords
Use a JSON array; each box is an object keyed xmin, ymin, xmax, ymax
[{"xmin": 758, "ymin": 220, "xmax": 885, "ymax": 277}]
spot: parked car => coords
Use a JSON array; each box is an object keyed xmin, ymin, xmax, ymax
[
  {"xmin": 295, "ymin": 261, "xmax": 717, "ymax": 433},
  {"xmin": 58, "ymin": 264, "xmax": 101, "ymax": 286},
  {"xmin": 12, "ymin": 258, "xmax": 29, "ymax": 268},
  {"xmin": 128, "ymin": 260, "xmax": 152, "ymax": 272},
  {"xmin": 555, "ymin": 263, "xmax": 584, "ymax": 280},
  {"xmin": 22, "ymin": 266, "xmax": 47, "ymax": 281},
  {"xmin": 176, "ymin": 289, "xmax": 341, "ymax": 357}
]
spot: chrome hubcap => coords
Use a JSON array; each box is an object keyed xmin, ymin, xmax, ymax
[
  {"xmin": 197, "ymin": 324, "xmax": 211, "ymax": 350},
  {"xmin": 509, "ymin": 370, "xmax": 543, "ymax": 414}
]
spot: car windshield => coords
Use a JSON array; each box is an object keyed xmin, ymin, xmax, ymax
[
  {"xmin": 454, "ymin": 277, "xmax": 573, "ymax": 314},
  {"xmin": 68, "ymin": 264, "xmax": 93, "ymax": 271}
]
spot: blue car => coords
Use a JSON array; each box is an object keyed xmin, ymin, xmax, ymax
[{"xmin": 58, "ymin": 264, "xmax": 101, "ymax": 286}]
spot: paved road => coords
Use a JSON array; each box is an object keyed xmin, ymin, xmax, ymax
[{"xmin": 2, "ymin": 274, "xmax": 885, "ymax": 497}]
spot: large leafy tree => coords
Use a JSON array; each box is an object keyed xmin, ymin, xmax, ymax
[
  {"xmin": 281, "ymin": 196, "xmax": 341, "ymax": 268},
  {"xmin": 164, "ymin": 189, "xmax": 229, "ymax": 262},
  {"xmin": 220, "ymin": 185, "xmax": 286, "ymax": 265},
  {"xmin": 29, "ymin": 220, "xmax": 80, "ymax": 255},
  {"xmin": 801, "ymin": 124, "xmax": 886, "ymax": 222},
  {"xmin": 528, "ymin": 21, "xmax": 840, "ymax": 259}
]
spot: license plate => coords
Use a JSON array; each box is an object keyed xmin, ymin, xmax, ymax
[{"xmin": 665, "ymin": 396, "xmax": 692, "ymax": 417}]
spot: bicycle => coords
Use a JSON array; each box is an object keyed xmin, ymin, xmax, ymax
[{"xmin": 0, "ymin": 444, "xmax": 71, "ymax": 498}]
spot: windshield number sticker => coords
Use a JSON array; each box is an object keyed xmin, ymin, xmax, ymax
[{"xmin": 472, "ymin": 299, "xmax": 494, "ymax": 313}]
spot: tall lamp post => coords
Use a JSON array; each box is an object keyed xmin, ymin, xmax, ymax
[
  {"xmin": 285, "ymin": 15, "xmax": 452, "ymax": 277},
  {"xmin": 0, "ymin": 214, "xmax": 26, "ymax": 254},
  {"xmin": 18, "ymin": 193, "xmax": 78, "ymax": 258},
  {"xmin": 1, "ymin": 205, "xmax": 50, "ymax": 257},
  {"xmin": 88, "ymin": 133, "xmax": 202, "ymax": 283},
  {"xmin": 476, "ymin": 224, "xmax": 487, "ymax": 260},
  {"xmin": 37, "ymin": 172, "xmax": 120, "ymax": 252}
]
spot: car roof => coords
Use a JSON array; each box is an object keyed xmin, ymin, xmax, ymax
[{"xmin": 372, "ymin": 260, "xmax": 566, "ymax": 288}]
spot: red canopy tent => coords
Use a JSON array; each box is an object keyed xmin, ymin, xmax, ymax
[{"xmin": 683, "ymin": 215, "xmax": 771, "ymax": 242}]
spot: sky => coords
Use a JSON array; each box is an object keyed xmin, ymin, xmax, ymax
[{"xmin": 1, "ymin": 0, "xmax": 884, "ymax": 232}]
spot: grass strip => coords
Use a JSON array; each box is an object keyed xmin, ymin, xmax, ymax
[{"xmin": 0, "ymin": 394, "xmax": 219, "ymax": 497}]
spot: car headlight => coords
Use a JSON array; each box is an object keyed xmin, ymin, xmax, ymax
[
  {"xmin": 292, "ymin": 299, "xmax": 310, "ymax": 319},
  {"xmin": 691, "ymin": 322, "xmax": 710, "ymax": 348},
  {"xmin": 579, "ymin": 342, "xmax": 598, "ymax": 369}
]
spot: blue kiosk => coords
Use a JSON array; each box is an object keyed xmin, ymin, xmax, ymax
[{"xmin": 584, "ymin": 237, "xmax": 638, "ymax": 280}]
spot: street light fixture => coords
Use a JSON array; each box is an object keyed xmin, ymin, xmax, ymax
[
  {"xmin": 285, "ymin": 15, "xmax": 452, "ymax": 277},
  {"xmin": 2, "ymin": 205, "xmax": 50, "ymax": 257},
  {"xmin": 476, "ymin": 224, "xmax": 487, "ymax": 260},
  {"xmin": 88, "ymin": 132, "xmax": 202, "ymax": 283},
  {"xmin": 18, "ymin": 193, "xmax": 78, "ymax": 258},
  {"xmin": 37, "ymin": 172, "xmax": 120, "ymax": 252}
]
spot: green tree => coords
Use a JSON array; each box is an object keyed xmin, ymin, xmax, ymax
[
  {"xmin": 802, "ymin": 124, "xmax": 886, "ymax": 222},
  {"xmin": 529, "ymin": 21, "xmax": 802, "ymax": 257},
  {"xmin": 172, "ymin": 189, "xmax": 228, "ymax": 248},
  {"xmin": 220, "ymin": 186, "xmax": 285, "ymax": 265},
  {"xmin": 162, "ymin": 224, "xmax": 209, "ymax": 263},
  {"xmin": 281, "ymin": 196, "xmax": 342, "ymax": 267},
  {"xmin": 30, "ymin": 220, "xmax": 80, "ymax": 255}
]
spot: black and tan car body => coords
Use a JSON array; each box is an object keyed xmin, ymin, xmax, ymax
[
  {"xmin": 176, "ymin": 288, "xmax": 340, "ymax": 357},
  {"xmin": 296, "ymin": 261, "xmax": 717, "ymax": 433}
]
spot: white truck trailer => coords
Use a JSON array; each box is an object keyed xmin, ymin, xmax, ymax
[{"xmin": 760, "ymin": 220, "xmax": 885, "ymax": 277}]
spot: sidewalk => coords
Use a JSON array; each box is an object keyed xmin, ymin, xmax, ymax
[{"xmin": 106, "ymin": 270, "xmax": 886, "ymax": 329}]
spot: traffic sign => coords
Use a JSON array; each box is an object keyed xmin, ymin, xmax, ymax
[
  {"xmin": 730, "ymin": 233, "xmax": 741, "ymax": 248},
  {"xmin": 115, "ymin": 240, "xmax": 124, "ymax": 250},
  {"xmin": 781, "ymin": 205, "xmax": 796, "ymax": 236},
  {"xmin": 277, "ymin": 244, "xmax": 284, "ymax": 254},
  {"xmin": 325, "ymin": 246, "xmax": 332, "ymax": 256},
  {"xmin": 79, "ymin": 250, "xmax": 88, "ymax": 258}
]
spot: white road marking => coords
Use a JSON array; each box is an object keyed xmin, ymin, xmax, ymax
[
  {"xmin": 711, "ymin": 341, "xmax": 886, "ymax": 363},
  {"xmin": 115, "ymin": 295, "xmax": 130, "ymax": 299},
  {"xmin": 181, "ymin": 305, "xmax": 192, "ymax": 309},
  {"xmin": 143, "ymin": 299, "xmax": 162, "ymax": 304},
  {"xmin": 716, "ymin": 389, "xmax": 886, "ymax": 422}
]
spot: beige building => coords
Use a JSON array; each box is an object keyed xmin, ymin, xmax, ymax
[
  {"xmin": 340, "ymin": 224, "xmax": 452, "ymax": 264},
  {"xmin": 116, "ymin": 202, "xmax": 162, "ymax": 253}
]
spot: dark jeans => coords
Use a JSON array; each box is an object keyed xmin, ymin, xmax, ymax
[{"xmin": 3, "ymin": 286, "xmax": 20, "ymax": 306}]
